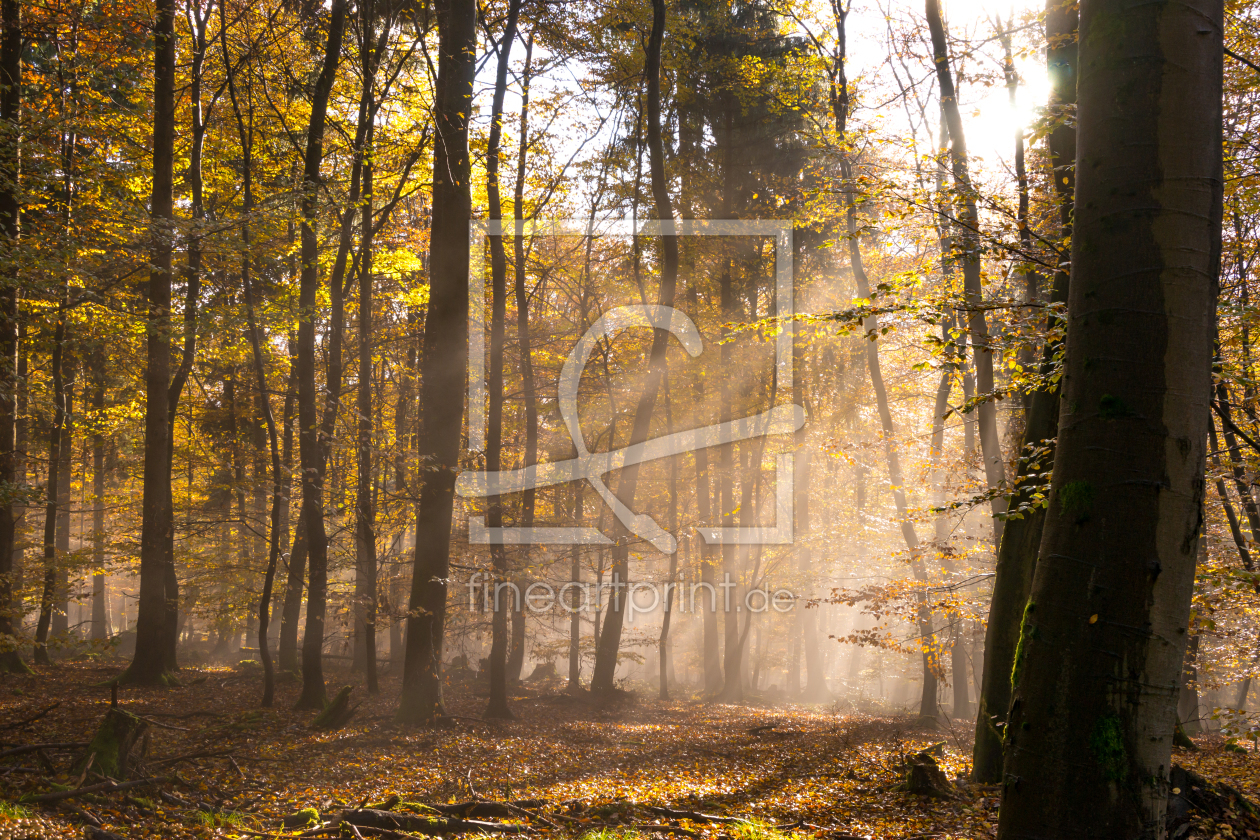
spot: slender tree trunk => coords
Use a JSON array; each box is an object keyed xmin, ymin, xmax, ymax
[
  {"xmin": 999, "ymin": 19, "xmax": 1040, "ymax": 408},
  {"xmin": 828, "ymin": 3, "xmax": 936, "ymax": 717},
  {"xmin": 507, "ymin": 30, "xmax": 537, "ymax": 690},
  {"xmin": 484, "ymin": 0, "xmax": 522, "ymax": 720},
  {"xmin": 568, "ymin": 486, "xmax": 582, "ymax": 690},
  {"xmin": 278, "ymin": 342, "xmax": 303, "ymax": 673},
  {"xmin": 971, "ymin": 0, "xmax": 1077, "ymax": 782},
  {"xmin": 659, "ymin": 381, "xmax": 678, "ymax": 701},
  {"xmin": 796, "ymin": 324, "xmax": 826, "ymax": 702},
  {"xmin": 293, "ymin": 0, "xmax": 348, "ymax": 710},
  {"xmin": 687, "ymin": 276, "xmax": 720, "ymax": 693},
  {"xmin": 90, "ymin": 362, "xmax": 107, "ymax": 641},
  {"xmin": 925, "ymin": 0, "xmax": 1008, "ymax": 543},
  {"xmin": 355, "ymin": 51, "xmax": 379, "ymax": 694},
  {"xmin": 51, "ymin": 367, "xmax": 72, "ymax": 640},
  {"xmin": 34, "ymin": 307, "xmax": 67, "ymax": 665},
  {"xmin": 397, "ymin": 0, "xmax": 475, "ymax": 724},
  {"xmin": 389, "ymin": 314, "xmax": 417, "ymax": 670},
  {"xmin": 0, "ymin": 0, "xmax": 20, "ymax": 672},
  {"xmin": 589, "ymin": 0, "xmax": 678, "ymax": 694},
  {"xmin": 997, "ymin": 0, "xmax": 1222, "ymax": 831},
  {"xmin": 221, "ymin": 10, "xmax": 284, "ymax": 706},
  {"xmin": 1210, "ymin": 422, "xmax": 1253, "ymax": 568}
]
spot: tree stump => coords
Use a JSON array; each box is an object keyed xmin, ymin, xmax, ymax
[
  {"xmin": 76, "ymin": 708, "xmax": 148, "ymax": 780},
  {"xmin": 311, "ymin": 685, "xmax": 358, "ymax": 730},
  {"xmin": 525, "ymin": 662, "xmax": 557, "ymax": 682},
  {"xmin": 895, "ymin": 749, "xmax": 956, "ymax": 799}
]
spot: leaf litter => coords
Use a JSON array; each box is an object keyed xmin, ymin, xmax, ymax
[{"xmin": 0, "ymin": 664, "xmax": 1252, "ymax": 839}]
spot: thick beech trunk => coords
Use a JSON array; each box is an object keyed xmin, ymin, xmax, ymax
[
  {"xmin": 127, "ymin": 0, "xmax": 176, "ymax": 684},
  {"xmin": 397, "ymin": 0, "xmax": 475, "ymax": 724},
  {"xmin": 997, "ymin": 0, "xmax": 1222, "ymax": 833}
]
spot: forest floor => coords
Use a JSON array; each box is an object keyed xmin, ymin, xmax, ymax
[{"xmin": 0, "ymin": 661, "xmax": 1255, "ymax": 840}]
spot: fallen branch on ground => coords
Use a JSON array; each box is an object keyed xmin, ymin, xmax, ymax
[
  {"xmin": 1, "ymin": 703, "xmax": 61, "ymax": 730},
  {"xmin": 141, "ymin": 710, "xmax": 224, "ymax": 720},
  {"xmin": 25, "ymin": 776, "xmax": 167, "ymax": 804},
  {"xmin": 0, "ymin": 742, "xmax": 88, "ymax": 759},
  {"xmin": 644, "ymin": 805, "xmax": 743, "ymax": 825},
  {"xmin": 341, "ymin": 808, "xmax": 533, "ymax": 835}
]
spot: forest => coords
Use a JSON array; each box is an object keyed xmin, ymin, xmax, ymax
[{"xmin": 0, "ymin": 0, "xmax": 1248, "ymax": 835}]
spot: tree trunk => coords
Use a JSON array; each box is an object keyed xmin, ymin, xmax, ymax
[
  {"xmin": 91, "ymin": 362, "xmax": 108, "ymax": 641},
  {"xmin": 506, "ymin": 29, "xmax": 537, "ymax": 691},
  {"xmin": 827, "ymin": 3, "xmax": 936, "ymax": 718},
  {"xmin": 971, "ymin": 0, "xmax": 1077, "ymax": 782},
  {"xmin": 589, "ymin": 0, "xmax": 678, "ymax": 694},
  {"xmin": 568, "ymin": 484, "xmax": 582, "ymax": 690},
  {"xmin": 34, "ymin": 310, "xmax": 67, "ymax": 665},
  {"xmin": 659, "ymin": 382, "xmax": 678, "ymax": 701},
  {"xmin": 397, "ymin": 0, "xmax": 475, "ymax": 724},
  {"xmin": 51, "ymin": 369, "xmax": 72, "ymax": 640},
  {"xmin": 352, "ymin": 2, "xmax": 384, "ymax": 695},
  {"xmin": 126, "ymin": 0, "xmax": 176, "ymax": 684},
  {"xmin": 277, "ymin": 340, "xmax": 302, "ymax": 673},
  {"xmin": 996, "ymin": 0, "xmax": 1222, "ymax": 832},
  {"xmin": 221, "ymin": 7, "xmax": 284, "ymax": 707},
  {"xmin": 484, "ymin": 0, "xmax": 522, "ymax": 720},
  {"xmin": 0, "ymin": 0, "xmax": 22, "ymax": 672},
  {"xmin": 293, "ymin": 0, "xmax": 348, "ymax": 711},
  {"xmin": 925, "ymin": 0, "xmax": 1008, "ymax": 543}
]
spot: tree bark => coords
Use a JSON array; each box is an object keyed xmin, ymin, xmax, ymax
[
  {"xmin": 293, "ymin": 0, "xmax": 348, "ymax": 710},
  {"xmin": 126, "ymin": 0, "xmax": 176, "ymax": 685},
  {"xmin": 0, "ymin": 0, "xmax": 22, "ymax": 672},
  {"xmin": 484, "ymin": 0, "xmax": 522, "ymax": 720},
  {"xmin": 397, "ymin": 0, "xmax": 475, "ymax": 724},
  {"xmin": 828, "ymin": 2, "xmax": 937, "ymax": 718},
  {"xmin": 91, "ymin": 361, "xmax": 108, "ymax": 641},
  {"xmin": 51, "ymin": 364, "xmax": 72, "ymax": 641},
  {"xmin": 589, "ymin": 0, "xmax": 678, "ymax": 694},
  {"xmin": 971, "ymin": 0, "xmax": 1077, "ymax": 783},
  {"xmin": 278, "ymin": 342, "xmax": 303, "ymax": 673},
  {"xmin": 353, "ymin": 0, "xmax": 383, "ymax": 696},
  {"xmin": 997, "ymin": 0, "xmax": 1222, "ymax": 832},
  {"xmin": 506, "ymin": 30, "xmax": 536, "ymax": 690},
  {"xmin": 925, "ymin": 0, "xmax": 1008, "ymax": 542}
]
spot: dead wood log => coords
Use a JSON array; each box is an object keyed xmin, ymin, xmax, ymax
[{"xmin": 340, "ymin": 808, "xmax": 532, "ymax": 834}]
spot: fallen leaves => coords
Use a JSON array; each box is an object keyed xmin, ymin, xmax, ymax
[{"xmin": 0, "ymin": 663, "xmax": 1255, "ymax": 840}]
